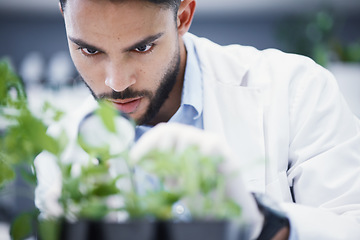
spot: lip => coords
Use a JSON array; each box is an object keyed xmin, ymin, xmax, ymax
[{"xmin": 109, "ymin": 97, "xmax": 142, "ymax": 114}]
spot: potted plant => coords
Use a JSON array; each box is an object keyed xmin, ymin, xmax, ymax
[
  {"xmin": 38, "ymin": 105, "xmax": 243, "ymax": 240},
  {"xmin": 0, "ymin": 58, "xmax": 243, "ymax": 240}
]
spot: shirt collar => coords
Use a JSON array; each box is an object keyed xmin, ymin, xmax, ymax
[{"xmin": 182, "ymin": 33, "xmax": 203, "ymax": 120}]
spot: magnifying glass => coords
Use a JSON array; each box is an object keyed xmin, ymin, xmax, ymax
[{"xmin": 77, "ymin": 103, "xmax": 135, "ymax": 160}]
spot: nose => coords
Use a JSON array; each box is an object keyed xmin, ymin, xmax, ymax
[{"xmin": 104, "ymin": 61, "xmax": 136, "ymax": 92}]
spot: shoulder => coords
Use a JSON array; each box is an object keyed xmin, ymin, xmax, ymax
[
  {"xmin": 187, "ymin": 33, "xmax": 328, "ymax": 88},
  {"xmin": 186, "ymin": 32, "xmax": 261, "ymax": 68}
]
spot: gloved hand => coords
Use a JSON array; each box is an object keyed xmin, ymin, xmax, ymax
[{"xmin": 130, "ymin": 123, "xmax": 264, "ymax": 239}]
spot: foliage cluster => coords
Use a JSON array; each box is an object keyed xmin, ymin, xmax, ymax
[
  {"xmin": 277, "ymin": 9, "xmax": 360, "ymax": 66},
  {"xmin": 0, "ymin": 59, "xmax": 240, "ymax": 239}
]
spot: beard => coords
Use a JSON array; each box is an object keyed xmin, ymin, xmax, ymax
[{"xmin": 80, "ymin": 47, "xmax": 180, "ymax": 126}]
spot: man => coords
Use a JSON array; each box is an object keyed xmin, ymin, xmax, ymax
[{"xmin": 37, "ymin": 0, "xmax": 360, "ymax": 239}]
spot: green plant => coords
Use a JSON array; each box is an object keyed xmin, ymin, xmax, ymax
[
  {"xmin": 0, "ymin": 59, "xmax": 66, "ymax": 187},
  {"xmin": 56, "ymin": 107, "xmax": 241, "ymax": 222},
  {"xmin": 277, "ymin": 9, "xmax": 360, "ymax": 66},
  {"xmin": 58, "ymin": 102, "xmax": 136, "ymax": 221},
  {"xmin": 135, "ymin": 147, "xmax": 241, "ymax": 220},
  {"xmin": 0, "ymin": 59, "xmax": 135, "ymax": 238},
  {"xmin": 0, "ymin": 59, "xmax": 65, "ymax": 239},
  {"xmin": 0, "ymin": 58, "xmax": 241, "ymax": 239}
]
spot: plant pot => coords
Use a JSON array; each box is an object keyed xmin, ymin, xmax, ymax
[
  {"xmin": 41, "ymin": 219, "xmax": 241, "ymax": 240},
  {"xmin": 60, "ymin": 220, "xmax": 87, "ymax": 240},
  {"xmin": 60, "ymin": 220, "xmax": 156, "ymax": 240},
  {"xmin": 157, "ymin": 220, "xmax": 241, "ymax": 240}
]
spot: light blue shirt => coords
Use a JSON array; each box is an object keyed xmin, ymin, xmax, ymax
[{"xmin": 135, "ymin": 35, "xmax": 203, "ymax": 140}]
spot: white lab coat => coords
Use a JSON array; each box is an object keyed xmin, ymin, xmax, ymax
[
  {"xmin": 35, "ymin": 33, "xmax": 360, "ymax": 239},
  {"xmin": 186, "ymin": 33, "xmax": 360, "ymax": 239}
]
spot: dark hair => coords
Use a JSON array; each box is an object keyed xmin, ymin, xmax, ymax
[{"xmin": 59, "ymin": 0, "xmax": 181, "ymax": 12}]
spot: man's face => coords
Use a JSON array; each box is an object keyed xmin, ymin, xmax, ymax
[{"xmin": 63, "ymin": 0, "xmax": 181, "ymax": 125}]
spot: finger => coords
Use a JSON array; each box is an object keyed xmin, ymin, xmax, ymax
[
  {"xmin": 131, "ymin": 123, "xmax": 233, "ymax": 161},
  {"xmin": 131, "ymin": 123, "xmax": 210, "ymax": 160}
]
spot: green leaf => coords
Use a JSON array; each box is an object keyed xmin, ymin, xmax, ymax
[
  {"xmin": 96, "ymin": 101, "xmax": 118, "ymax": 133},
  {"xmin": 0, "ymin": 59, "xmax": 27, "ymax": 106},
  {"xmin": 346, "ymin": 42, "xmax": 360, "ymax": 62},
  {"xmin": 37, "ymin": 219, "xmax": 61, "ymax": 240},
  {"xmin": 18, "ymin": 111, "xmax": 60, "ymax": 155},
  {"xmin": 79, "ymin": 198, "xmax": 109, "ymax": 220},
  {"xmin": 3, "ymin": 109, "xmax": 62, "ymax": 166},
  {"xmin": 62, "ymin": 177, "xmax": 82, "ymax": 202},
  {"xmin": 42, "ymin": 101, "xmax": 64, "ymax": 122},
  {"xmin": 10, "ymin": 213, "xmax": 33, "ymax": 240},
  {"xmin": 81, "ymin": 164, "xmax": 109, "ymax": 177},
  {"xmin": 0, "ymin": 61, "xmax": 7, "ymax": 103},
  {"xmin": 0, "ymin": 155, "xmax": 15, "ymax": 187},
  {"xmin": 90, "ymin": 178, "xmax": 121, "ymax": 197},
  {"xmin": 141, "ymin": 191, "xmax": 182, "ymax": 220},
  {"xmin": 20, "ymin": 166, "xmax": 37, "ymax": 186}
]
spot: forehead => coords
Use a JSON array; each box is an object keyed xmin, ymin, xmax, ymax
[{"xmin": 64, "ymin": 0, "xmax": 175, "ymax": 42}]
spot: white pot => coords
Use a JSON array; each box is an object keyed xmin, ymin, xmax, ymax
[{"xmin": 327, "ymin": 62, "xmax": 360, "ymax": 118}]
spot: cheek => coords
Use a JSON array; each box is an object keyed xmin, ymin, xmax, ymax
[
  {"xmin": 144, "ymin": 44, "xmax": 176, "ymax": 82},
  {"xmin": 133, "ymin": 59, "xmax": 161, "ymax": 86},
  {"xmin": 138, "ymin": 61, "xmax": 166, "ymax": 89}
]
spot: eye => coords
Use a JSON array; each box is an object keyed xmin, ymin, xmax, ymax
[
  {"xmin": 80, "ymin": 47, "xmax": 99, "ymax": 56},
  {"xmin": 134, "ymin": 44, "xmax": 154, "ymax": 53}
]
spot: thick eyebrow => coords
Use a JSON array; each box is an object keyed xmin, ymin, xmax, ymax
[
  {"xmin": 68, "ymin": 32, "xmax": 164, "ymax": 53},
  {"xmin": 124, "ymin": 32, "xmax": 164, "ymax": 52},
  {"xmin": 68, "ymin": 37, "xmax": 105, "ymax": 53}
]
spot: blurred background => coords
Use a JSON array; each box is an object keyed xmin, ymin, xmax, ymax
[
  {"xmin": 0, "ymin": 0, "xmax": 360, "ymax": 235},
  {"xmin": 1, "ymin": 0, "xmax": 360, "ymax": 65},
  {"xmin": 1, "ymin": 0, "xmax": 360, "ymax": 100},
  {"xmin": 2, "ymin": 0, "xmax": 359, "ymax": 118}
]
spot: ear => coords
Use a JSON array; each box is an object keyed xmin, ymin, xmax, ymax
[
  {"xmin": 177, "ymin": 0, "xmax": 196, "ymax": 36},
  {"xmin": 59, "ymin": 2, "xmax": 64, "ymax": 16}
]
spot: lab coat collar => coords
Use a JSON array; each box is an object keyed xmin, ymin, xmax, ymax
[{"xmin": 187, "ymin": 33, "xmax": 268, "ymax": 193}]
